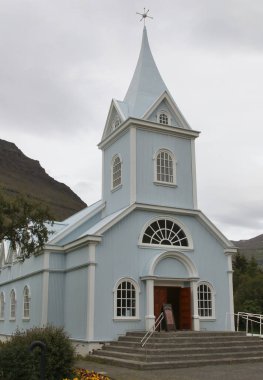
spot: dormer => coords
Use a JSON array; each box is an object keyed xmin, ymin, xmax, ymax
[
  {"xmin": 143, "ymin": 91, "xmax": 191, "ymax": 129},
  {"xmin": 102, "ymin": 99, "xmax": 126, "ymax": 139}
]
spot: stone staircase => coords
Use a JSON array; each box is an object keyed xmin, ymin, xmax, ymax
[{"xmin": 89, "ymin": 331, "xmax": 263, "ymax": 369}]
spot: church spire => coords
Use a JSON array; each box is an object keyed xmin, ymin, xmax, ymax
[{"xmin": 124, "ymin": 26, "xmax": 168, "ymax": 118}]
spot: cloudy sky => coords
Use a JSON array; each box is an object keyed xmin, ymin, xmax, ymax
[{"xmin": 1, "ymin": 0, "xmax": 262, "ymax": 241}]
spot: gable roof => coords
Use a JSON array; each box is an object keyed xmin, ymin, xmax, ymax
[{"xmin": 143, "ymin": 91, "xmax": 192, "ymax": 130}]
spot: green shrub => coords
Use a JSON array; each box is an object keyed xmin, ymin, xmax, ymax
[{"xmin": 0, "ymin": 325, "xmax": 75, "ymax": 380}]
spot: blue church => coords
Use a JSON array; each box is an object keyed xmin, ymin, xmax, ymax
[{"xmin": 0, "ymin": 27, "xmax": 237, "ymax": 353}]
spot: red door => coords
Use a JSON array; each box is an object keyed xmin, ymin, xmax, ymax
[
  {"xmin": 154, "ymin": 286, "xmax": 167, "ymax": 318},
  {"xmin": 179, "ymin": 287, "xmax": 192, "ymax": 330}
]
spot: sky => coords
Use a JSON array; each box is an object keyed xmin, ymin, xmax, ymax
[{"xmin": 0, "ymin": 0, "xmax": 263, "ymax": 241}]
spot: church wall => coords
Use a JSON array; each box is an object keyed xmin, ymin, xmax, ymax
[
  {"xmin": 92, "ymin": 209, "xmax": 231, "ymax": 341},
  {"xmin": 102, "ymin": 130, "xmax": 131, "ymax": 216},
  {"xmin": 64, "ymin": 267, "xmax": 88, "ymax": 339},
  {"xmin": 47, "ymin": 272, "xmax": 65, "ymax": 327},
  {"xmin": 0, "ymin": 273, "xmax": 43, "ymax": 335},
  {"xmin": 136, "ymin": 129, "xmax": 194, "ymax": 209}
]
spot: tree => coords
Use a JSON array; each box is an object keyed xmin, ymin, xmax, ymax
[
  {"xmin": 233, "ymin": 252, "xmax": 263, "ymax": 314},
  {"xmin": 0, "ymin": 191, "xmax": 53, "ymax": 260}
]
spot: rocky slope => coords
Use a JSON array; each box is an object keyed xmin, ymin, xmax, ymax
[
  {"xmin": 232, "ymin": 234, "xmax": 263, "ymax": 265},
  {"xmin": 0, "ymin": 139, "xmax": 86, "ymax": 221}
]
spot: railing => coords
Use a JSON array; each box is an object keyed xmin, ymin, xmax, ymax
[
  {"xmin": 225, "ymin": 311, "xmax": 263, "ymax": 337},
  {"xmin": 141, "ymin": 312, "xmax": 164, "ymax": 348}
]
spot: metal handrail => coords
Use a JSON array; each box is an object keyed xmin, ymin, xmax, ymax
[
  {"xmin": 141, "ymin": 312, "xmax": 164, "ymax": 348},
  {"xmin": 226, "ymin": 311, "xmax": 263, "ymax": 337}
]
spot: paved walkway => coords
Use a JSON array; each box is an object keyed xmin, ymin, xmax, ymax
[{"xmin": 76, "ymin": 359, "xmax": 263, "ymax": 380}]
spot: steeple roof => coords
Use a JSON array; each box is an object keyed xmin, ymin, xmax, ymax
[{"xmin": 123, "ymin": 26, "xmax": 168, "ymax": 118}]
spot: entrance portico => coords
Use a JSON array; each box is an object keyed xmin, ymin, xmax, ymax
[{"xmin": 141, "ymin": 251, "xmax": 200, "ymax": 331}]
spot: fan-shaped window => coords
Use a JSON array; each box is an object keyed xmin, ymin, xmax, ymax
[
  {"xmin": 0, "ymin": 292, "xmax": 5, "ymax": 320},
  {"xmin": 155, "ymin": 149, "xmax": 175, "ymax": 184},
  {"xmin": 23, "ymin": 286, "xmax": 30, "ymax": 319},
  {"xmin": 112, "ymin": 154, "xmax": 122, "ymax": 190},
  {"xmin": 113, "ymin": 278, "xmax": 140, "ymax": 319},
  {"xmin": 10, "ymin": 289, "xmax": 16, "ymax": 319},
  {"xmin": 142, "ymin": 219, "xmax": 188, "ymax": 246},
  {"xmin": 198, "ymin": 282, "xmax": 215, "ymax": 318}
]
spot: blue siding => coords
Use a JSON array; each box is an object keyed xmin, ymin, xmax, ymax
[{"xmin": 136, "ymin": 129, "xmax": 194, "ymax": 209}]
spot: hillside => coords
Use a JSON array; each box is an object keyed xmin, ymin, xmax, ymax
[
  {"xmin": 0, "ymin": 139, "xmax": 87, "ymax": 221},
  {"xmin": 232, "ymin": 234, "xmax": 263, "ymax": 266}
]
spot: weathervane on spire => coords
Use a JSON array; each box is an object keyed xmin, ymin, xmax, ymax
[{"xmin": 136, "ymin": 8, "xmax": 153, "ymax": 25}]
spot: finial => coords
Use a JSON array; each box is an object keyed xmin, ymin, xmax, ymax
[{"xmin": 136, "ymin": 8, "xmax": 153, "ymax": 26}]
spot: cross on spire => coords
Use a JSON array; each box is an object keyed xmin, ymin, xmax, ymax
[{"xmin": 136, "ymin": 8, "xmax": 153, "ymax": 26}]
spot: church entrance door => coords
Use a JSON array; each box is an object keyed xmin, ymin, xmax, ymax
[{"xmin": 154, "ymin": 286, "xmax": 191, "ymax": 330}]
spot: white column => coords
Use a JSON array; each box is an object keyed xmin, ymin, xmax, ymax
[
  {"xmin": 41, "ymin": 252, "xmax": 50, "ymax": 325},
  {"xmin": 191, "ymin": 281, "xmax": 200, "ymax": 331},
  {"xmin": 225, "ymin": 251, "xmax": 235, "ymax": 331},
  {"xmin": 86, "ymin": 243, "xmax": 97, "ymax": 341},
  {"xmin": 130, "ymin": 127, "xmax": 137, "ymax": 205},
  {"xmin": 145, "ymin": 279, "xmax": 155, "ymax": 330}
]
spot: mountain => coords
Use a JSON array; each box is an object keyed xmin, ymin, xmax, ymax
[
  {"xmin": 0, "ymin": 139, "xmax": 87, "ymax": 221},
  {"xmin": 232, "ymin": 234, "xmax": 263, "ymax": 266}
]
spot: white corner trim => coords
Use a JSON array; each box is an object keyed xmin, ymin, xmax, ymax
[
  {"xmin": 191, "ymin": 140, "xmax": 198, "ymax": 209},
  {"xmin": 130, "ymin": 127, "xmax": 137, "ymax": 204},
  {"xmin": 41, "ymin": 252, "xmax": 49, "ymax": 325},
  {"xmin": 86, "ymin": 243, "xmax": 96, "ymax": 341}
]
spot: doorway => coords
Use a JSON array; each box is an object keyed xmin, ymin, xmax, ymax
[{"xmin": 154, "ymin": 286, "xmax": 192, "ymax": 330}]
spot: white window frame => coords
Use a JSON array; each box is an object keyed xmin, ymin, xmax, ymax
[
  {"xmin": 111, "ymin": 154, "xmax": 122, "ymax": 191},
  {"xmin": 139, "ymin": 216, "xmax": 193, "ymax": 249},
  {"xmin": 23, "ymin": 285, "xmax": 31, "ymax": 320},
  {"xmin": 154, "ymin": 149, "xmax": 176, "ymax": 186},
  {"xmin": 0, "ymin": 292, "xmax": 5, "ymax": 320},
  {"xmin": 113, "ymin": 278, "xmax": 140, "ymax": 320},
  {"xmin": 157, "ymin": 110, "xmax": 171, "ymax": 125},
  {"xmin": 197, "ymin": 281, "xmax": 216, "ymax": 320},
  {"xmin": 10, "ymin": 289, "xmax": 16, "ymax": 320}
]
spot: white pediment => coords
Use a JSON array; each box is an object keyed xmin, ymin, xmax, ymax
[
  {"xmin": 143, "ymin": 91, "xmax": 192, "ymax": 130},
  {"xmin": 101, "ymin": 99, "xmax": 127, "ymax": 140}
]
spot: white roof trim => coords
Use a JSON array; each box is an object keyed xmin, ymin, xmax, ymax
[
  {"xmin": 98, "ymin": 117, "xmax": 200, "ymax": 150},
  {"xmin": 49, "ymin": 200, "xmax": 105, "ymax": 244},
  {"xmin": 101, "ymin": 99, "xmax": 125, "ymax": 140}
]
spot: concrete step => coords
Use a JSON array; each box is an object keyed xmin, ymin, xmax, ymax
[
  {"xmin": 112, "ymin": 338, "xmax": 261, "ymax": 349},
  {"xmin": 94, "ymin": 349, "xmax": 263, "ymax": 362},
  {"xmin": 102, "ymin": 343, "xmax": 263, "ymax": 355},
  {"xmin": 118, "ymin": 335, "xmax": 259, "ymax": 344},
  {"xmin": 126, "ymin": 331, "xmax": 246, "ymax": 338},
  {"xmin": 89, "ymin": 354, "xmax": 263, "ymax": 370},
  {"xmin": 90, "ymin": 331, "xmax": 263, "ymax": 370}
]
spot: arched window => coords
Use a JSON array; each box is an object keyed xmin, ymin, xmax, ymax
[
  {"xmin": 142, "ymin": 218, "xmax": 189, "ymax": 247},
  {"xmin": 112, "ymin": 154, "xmax": 122, "ymax": 190},
  {"xmin": 10, "ymin": 289, "xmax": 16, "ymax": 319},
  {"xmin": 0, "ymin": 292, "xmax": 5, "ymax": 320},
  {"xmin": 23, "ymin": 286, "xmax": 30, "ymax": 319},
  {"xmin": 111, "ymin": 116, "xmax": 121, "ymax": 132},
  {"xmin": 113, "ymin": 278, "xmax": 140, "ymax": 319},
  {"xmin": 155, "ymin": 149, "xmax": 175, "ymax": 184},
  {"xmin": 159, "ymin": 112, "xmax": 169, "ymax": 125},
  {"xmin": 197, "ymin": 282, "xmax": 215, "ymax": 318}
]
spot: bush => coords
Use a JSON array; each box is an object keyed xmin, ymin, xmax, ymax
[{"xmin": 0, "ymin": 325, "xmax": 75, "ymax": 380}]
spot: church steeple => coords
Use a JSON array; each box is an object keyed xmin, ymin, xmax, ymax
[{"xmin": 123, "ymin": 26, "xmax": 168, "ymax": 118}]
